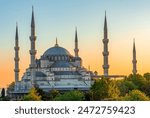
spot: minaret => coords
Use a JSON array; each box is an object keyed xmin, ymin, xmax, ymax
[
  {"xmin": 132, "ymin": 39, "xmax": 137, "ymax": 75},
  {"xmin": 102, "ymin": 11, "xmax": 109, "ymax": 76},
  {"xmin": 29, "ymin": 6, "xmax": 37, "ymax": 69},
  {"xmin": 29, "ymin": 7, "xmax": 37, "ymax": 85},
  {"xmin": 74, "ymin": 27, "xmax": 79, "ymax": 57},
  {"xmin": 14, "ymin": 23, "xmax": 20, "ymax": 82}
]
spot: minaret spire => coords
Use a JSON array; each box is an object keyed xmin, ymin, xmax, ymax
[
  {"xmin": 132, "ymin": 38, "xmax": 137, "ymax": 75},
  {"xmin": 102, "ymin": 11, "xmax": 109, "ymax": 76},
  {"xmin": 31, "ymin": 6, "xmax": 35, "ymax": 29},
  {"xmin": 74, "ymin": 27, "xmax": 79, "ymax": 57},
  {"xmin": 104, "ymin": 11, "xmax": 107, "ymax": 39},
  {"xmin": 14, "ymin": 23, "xmax": 20, "ymax": 82}
]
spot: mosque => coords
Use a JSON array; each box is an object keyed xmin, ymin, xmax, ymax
[{"xmin": 12, "ymin": 8, "xmax": 137, "ymax": 97}]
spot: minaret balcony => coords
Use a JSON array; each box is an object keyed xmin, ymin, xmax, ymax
[
  {"xmin": 14, "ymin": 57, "xmax": 20, "ymax": 61},
  {"xmin": 30, "ymin": 36, "xmax": 36, "ymax": 41},
  {"xmin": 132, "ymin": 60, "xmax": 137, "ymax": 63},
  {"xmin": 14, "ymin": 47, "xmax": 20, "ymax": 50},
  {"xmin": 74, "ymin": 49, "xmax": 79, "ymax": 52},
  {"xmin": 103, "ymin": 39, "xmax": 109, "ymax": 43},
  {"xmin": 14, "ymin": 69, "xmax": 20, "ymax": 72},
  {"xmin": 103, "ymin": 52, "xmax": 109, "ymax": 56},
  {"xmin": 103, "ymin": 64, "xmax": 109, "ymax": 69},
  {"xmin": 30, "ymin": 50, "xmax": 37, "ymax": 55}
]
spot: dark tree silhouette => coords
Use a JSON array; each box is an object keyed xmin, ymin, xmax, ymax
[{"xmin": 1, "ymin": 88, "xmax": 5, "ymax": 98}]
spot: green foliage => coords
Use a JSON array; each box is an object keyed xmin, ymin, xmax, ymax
[
  {"xmin": 107, "ymin": 80, "xmax": 120, "ymax": 99},
  {"xmin": 91, "ymin": 78, "xmax": 109, "ymax": 100},
  {"xmin": 117, "ymin": 80, "xmax": 137, "ymax": 96},
  {"xmin": 84, "ymin": 91, "xmax": 93, "ymax": 101},
  {"xmin": 54, "ymin": 90, "xmax": 85, "ymax": 101},
  {"xmin": 141, "ymin": 81, "xmax": 150, "ymax": 97},
  {"xmin": 35, "ymin": 87, "xmax": 50, "ymax": 101},
  {"xmin": 143, "ymin": 73, "xmax": 150, "ymax": 81},
  {"xmin": 50, "ymin": 89, "xmax": 60, "ymax": 100},
  {"xmin": 91, "ymin": 78, "xmax": 120, "ymax": 100},
  {"xmin": 127, "ymin": 74, "xmax": 146, "ymax": 90},
  {"xmin": 0, "ymin": 96, "xmax": 10, "ymax": 101},
  {"xmin": 23, "ymin": 87, "xmax": 41, "ymax": 101},
  {"xmin": 122, "ymin": 90, "xmax": 149, "ymax": 101}
]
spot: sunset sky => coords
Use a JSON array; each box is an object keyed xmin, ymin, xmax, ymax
[{"xmin": 0, "ymin": 0, "xmax": 150, "ymax": 88}]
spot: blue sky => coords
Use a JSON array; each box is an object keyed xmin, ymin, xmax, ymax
[{"xmin": 1, "ymin": 0, "xmax": 150, "ymax": 87}]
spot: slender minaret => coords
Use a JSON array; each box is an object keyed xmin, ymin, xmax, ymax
[
  {"xmin": 14, "ymin": 23, "xmax": 20, "ymax": 82},
  {"xmin": 29, "ymin": 6, "xmax": 37, "ymax": 68},
  {"xmin": 132, "ymin": 39, "xmax": 137, "ymax": 74},
  {"xmin": 102, "ymin": 11, "xmax": 109, "ymax": 76},
  {"xmin": 29, "ymin": 7, "xmax": 37, "ymax": 85},
  {"xmin": 74, "ymin": 27, "xmax": 79, "ymax": 57}
]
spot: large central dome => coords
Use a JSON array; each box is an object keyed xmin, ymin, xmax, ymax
[
  {"xmin": 43, "ymin": 46, "xmax": 71, "ymax": 56},
  {"xmin": 43, "ymin": 40, "xmax": 71, "ymax": 57}
]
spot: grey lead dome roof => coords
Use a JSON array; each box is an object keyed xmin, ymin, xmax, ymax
[{"xmin": 43, "ymin": 45, "xmax": 71, "ymax": 56}]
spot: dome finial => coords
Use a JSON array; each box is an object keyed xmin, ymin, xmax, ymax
[{"xmin": 55, "ymin": 37, "xmax": 58, "ymax": 47}]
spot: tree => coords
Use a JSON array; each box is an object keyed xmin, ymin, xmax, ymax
[
  {"xmin": 141, "ymin": 81, "xmax": 150, "ymax": 97},
  {"xmin": 54, "ymin": 90, "xmax": 85, "ymax": 101},
  {"xmin": 84, "ymin": 90, "xmax": 93, "ymax": 101},
  {"xmin": 122, "ymin": 90, "xmax": 149, "ymax": 101},
  {"xmin": 91, "ymin": 78, "xmax": 120, "ymax": 100},
  {"xmin": 117, "ymin": 80, "xmax": 137, "ymax": 96},
  {"xmin": 127, "ymin": 74, "xmax": 146, "ymax": 90},
  {"xmin": 143, "ymin": 73, "xmax": 150, "ymax": 81},
  {"xmin": 1, "ymin": 88, "xmax": 5, "ymax": 98},
  {"xmin": 35, "ymin": 87, "xmax": 50, "ymax": 101},
  {"xmin": 50, "ymin": 89, "xmax": 60, "ymax": 100},
  {"xmin": 23, "ymin": 87, "xmax": 41, "ymax": 101},
  {"xmin": 91, "ymin": 78, "xmax": 109, "ymax": 100},
  {"xmin": 107, "ymin": 80, "xmax": 120, "ymax": 99}
]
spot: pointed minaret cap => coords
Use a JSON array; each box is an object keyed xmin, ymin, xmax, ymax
[
  {"xmin": 15, "ymin": 22, "xmax": 18, "ymax": 41},
  {"xmin": 104, "ymin": 10, "xmax": 108, "ymax": 39},
  {"xmin": 75, "ymin": 26, "xmax": 78, "ymax": 42},
  {"xmin": 16, "ymin": 22, "xmax": 18, "ymax": 27},
  {"xmin": 133, "ymin": 38, "xmax": 136, "ymax": 51},
  {"xmin": 133, "ymin": 38, "xmax": 135, "ymax": 43},
  {"xmin": 104, "ymin": 10, "xmax": 107, "ymax": 30},
  {"xmin": 132, "ymin": 38, "xmax": 137, "ymax": 74},
  {"xmin": 55, "ymin": 37, "xmax": 59, "ymax": 47},
  {"xmin": 31, "ymin": 6, "xmax": 35, "ymax": 27}
]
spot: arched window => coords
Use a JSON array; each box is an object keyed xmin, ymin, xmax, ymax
[
  {"xmin": 62, "ymin": 56, "xmax": 64, "ymax": 60},
  {"xmin": 65, "ymin": 56, "xmax": 67, "ymax": 60},
  {"xmin": 51, "ymin": 56, "xmax": 53, "ymax": 61},
  {"xmin": 55, "ymin": 56, "xmax": 57, "ymax": 61},
  {"xmin": 58, "ymin": 56, "xmax": 60, "ymax": 60}
]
